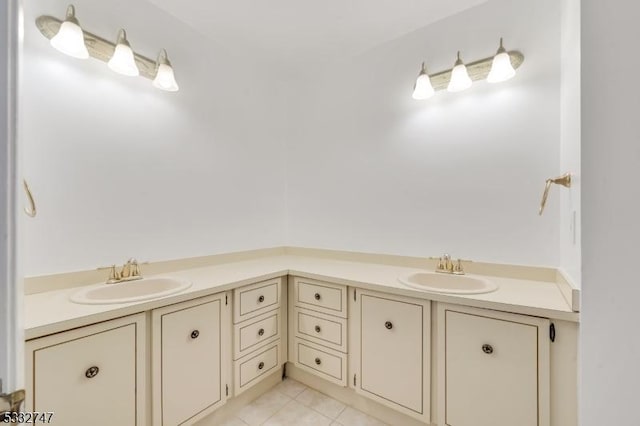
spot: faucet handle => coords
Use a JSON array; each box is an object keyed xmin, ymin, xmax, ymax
[
  {"xmin": 128, "ymin": 259, "xmax": 149, "ymax": 278},
  {"xmin": 443, "ymin": 254, "xmax": 453, "ymax": 271},
  {"xmin": 97, "ymin": 264, "xmax": 121, "ymax": 283},
  {"xmin": 453, "ymin": 259, "xmax": 464, "ymax": 274}
]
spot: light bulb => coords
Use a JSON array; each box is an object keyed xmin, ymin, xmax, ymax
[
  {"xmin": 412, "ymin": 62, "xmax": 434, "ymax": 100},
  {"xmin": 487, "ymin": 38, "xmax": 516, "ymax": 83},
  {"xmin": 108, "ymin": 29, "xmax": 139, "ymax": 76},
  {"xmin": 153, "ymin": 49, "xmax": 179, "ymax": 92},
  {"xmin": 447, "ymin": 51, "xmax": 472, "ymax": 93},
  {"xmin": 49, "ymin": 5, "xmax": 89, "ymax": 59}
]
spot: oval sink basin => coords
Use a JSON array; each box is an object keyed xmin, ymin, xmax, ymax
[
  {"xmin": 70, "ymin": 277, "xmax": 192, "ymax": 305},
  {"xmin": 398, "ymin": 272, "xmax": 498, "ymax": 294}
]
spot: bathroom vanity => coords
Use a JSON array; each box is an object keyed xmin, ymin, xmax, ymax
[{"xmin": 23, "ymin": 251, "xmax": 578, "ymax": 426}]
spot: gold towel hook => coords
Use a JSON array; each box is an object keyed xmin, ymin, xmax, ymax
[
  {"xmin": 23, "ymin": 179, "xmax": 37, "ymax": 218},
  {"xmin": 539, "ymin": 172, "xmax": 571, "ymax": 215}
]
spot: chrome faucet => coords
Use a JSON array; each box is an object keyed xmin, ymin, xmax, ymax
[
  {"xmin": 98, "ymin": 258, "xmax": 144, "ymax": 284},
  {"xmin": 435, "ymin": 253, "xmax": 465, "ymax": 275}
]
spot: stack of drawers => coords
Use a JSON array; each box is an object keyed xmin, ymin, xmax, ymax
[
  {"xmin": 233, "ymin": 278, "xmax": 284, "ymax": 395},
  {"xmin": 291, "ymin": 277, "xmax": 348, "ymax": 386}
]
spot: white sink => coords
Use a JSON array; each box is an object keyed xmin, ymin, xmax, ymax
[
  {"xmin": 70, "ymin": 277, "xmax": 192, "ymax": 305},
  {"xmin": 398, "ymin": 272, "xmax": 498, "ymax": 294}
]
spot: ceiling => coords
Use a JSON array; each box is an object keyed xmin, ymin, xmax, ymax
[{"xmin": 145, "ymin": 0, "xmax": 488, "ymax": 67}]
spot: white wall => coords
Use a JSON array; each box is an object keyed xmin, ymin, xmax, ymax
[
  {"xmin": 21, "ymin": 0, "xmax": 577, "ymax": 279},
  {"xmin": 285, "ymin": 0, "xmax": 563, "ymax": 267},
  {"xmin": 21, "ymin": 0, "xmax": 287, "ymax": 276},
  {"xmin": 581, "ymin": 2, "xmax": 640, "ymax": 425},
  {"xmin": 559, "ymin": 0, "xmax": 581, "ymax": 286}
]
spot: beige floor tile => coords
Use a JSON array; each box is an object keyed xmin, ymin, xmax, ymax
[
  {"xmin": 218, "ymin": 418, "xmax": 249, "ymax": 426},
  {"xmin": 236, "ymin": 388, "xmax": 291, "ymax": 426},
  {"xmin": 274, "ymin": 378, "xmax": 308, "ymax": 398},
  {"xmin": 263, "ymin": 400, "xmax": 332, "ymax": 426},
  {"xmin": 335, "ymin": 407, "xmax": 388, "ymax": 426},
  {"xmin": 295, "ymin": 388, "xmax": 346, "ymax": 419}
]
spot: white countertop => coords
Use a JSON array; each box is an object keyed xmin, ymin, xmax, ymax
[{"xmin": 25, "ymin": 254, "xmax": 579, "ymax": 340}]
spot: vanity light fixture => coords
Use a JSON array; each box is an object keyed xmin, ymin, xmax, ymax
[
  {"xmin": 153, "ymin": 49, "xmax": 179, "ymax": 92},
  {"xmin": 108, "ymin": 29, "xmax": 139, "ymax": 76},
  {"xmin": 36, "ymin": 5, "xmax": 180, "ymax": 92},
  {"xmin": 447, "ymin": 51, "xmax": 473, "ymax": 93},
  {"xmin": 49, "ymin": 5, "xmax": 89, "ymax": 59},
  {"xmin": 487, "ymin": 38, "xmax": 516, "ymax": 83},
  {"xmin": 411, "ymin": 38, "xmax": 524, "ymax": 98},
  {"xmin": 412, "ymin": 62, "xmax": 435, "ymax": 100}
]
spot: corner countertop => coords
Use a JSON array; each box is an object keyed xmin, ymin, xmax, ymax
[{"xmin": 25, "ymin": 254, "xmax": 579, "ymax": 340}]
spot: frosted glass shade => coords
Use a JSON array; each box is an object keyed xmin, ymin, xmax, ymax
[
  {"xmin": 412, "ymin": 73, "xmax": 434, "ymax": 100},
  {"xmin": 487, "ymin": 51, "xmax": 516, "ymax": 83},
  {"xmin": 50, "ymin": 20, "xmax": 89, "ymax": 59},
  {"xmin": 108, "ymin": 43, "xmax": 139, "ymax": 76},
  {"xmin": 447, "ymin": 63, "xmax": 472, "ymax": 93},
  {"xmin": 153, "ymin": 63, "xmax": 179, "ymax": 92}
]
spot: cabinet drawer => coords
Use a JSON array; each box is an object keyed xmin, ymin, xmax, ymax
[
  {"xmin": 294, "ymin": 339, "xmax": 346, "ymax": 386},
  {"xmin": 295, "ymin": 307, "xmax": 347, "ymax": 352},
  {"xmin": 25, "ymin": 314, "xmax": 146, "ymax": 426},
  {"xmin": 234, "ymin": 343, "xmax": 280, "ymax": 395},
  {"xmin": 234, "ymin": 310, "xmax": 280, "ymax": 360},
  {"xmin": 294, "ymin": 277, "xmax": 347, "ymax": 318},
  {"xmin": 234, "ymin": 279, "xmax": 281, "ymax": 323}
]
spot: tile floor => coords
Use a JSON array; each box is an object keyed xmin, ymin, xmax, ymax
[{"xmin": 221, "ymin": 378, "xmax": 388, "ymax": 426}]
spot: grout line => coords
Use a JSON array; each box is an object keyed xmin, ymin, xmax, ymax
[
  {"xmin": 334, "ymin": 404, "xmax": 347, "ymax": 419},
  {"xmin": 260, "ymin": 397, "xmax": 294, "ymax": 425}
]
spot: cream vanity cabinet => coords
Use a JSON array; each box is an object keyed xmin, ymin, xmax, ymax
[
  {"xmin": 437, "ymin": 303, "xmax": 551, "ymax": 426},
  {"xmin": 233, "ymin": 278, "xmax": 286, "ymax": 395},
  {"xmin": 290, "ymin": 277, "xmax": 349, "ymax": 386},
  {"xmin": 351, "ymin": 289, "xmax": 431, "ymax": 423},
  {"xmin": 152, "ymin": 292, "xmax": 230, "ymax": 426},
  {"xmin": 25, "ymin": 313, "xmax": 147, "ymax": 426}
]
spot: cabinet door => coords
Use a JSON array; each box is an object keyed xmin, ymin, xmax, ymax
[
  {"xmin": 25, "ymin": 314, "xmax": 146, "ymax": 426},
  {"xmin": 355, "ymin": 290, "xmax": 430, "ymax": 422},
  {"xmin": 438, "ymin": 304, "xmax": 550, "ymax": 426},
  {"xmin": 153, "ymin": 293, "xmax": 230, "ymax": 426}
]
